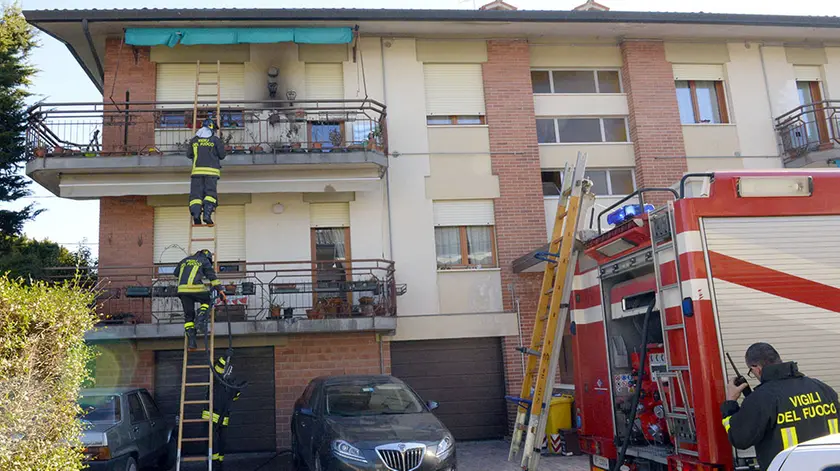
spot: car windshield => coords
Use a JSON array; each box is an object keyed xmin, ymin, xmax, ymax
[
  {"xmin": 79, "ymin": 395, "xmax": 121, "ymax": 424},
  {"xmin": 325, "ymin": 382, "xmax": 425, "ymax": 416}
]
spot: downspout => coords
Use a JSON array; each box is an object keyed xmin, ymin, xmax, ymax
[
  {"xmin": 82, "ymin": 19, "xmax": 105, "ymax": 83},
  {"xmin": 380, "ymin": 37, "xmax": 395, "ymax": 261},
  {"xmin": 758, "ymin": 43, "xmax": 783, "ymax": 157}
]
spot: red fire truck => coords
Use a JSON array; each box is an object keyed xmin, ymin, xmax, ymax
[{"xmin": 569, "ymin": 170, "xmax": 840, "ymax": 471}]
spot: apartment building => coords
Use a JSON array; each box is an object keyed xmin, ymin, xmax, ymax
[{"xmin": 24, "ymin": 5, "xmax": 840, "ymax": 452}]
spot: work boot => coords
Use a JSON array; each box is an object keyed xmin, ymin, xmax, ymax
[
  {"xmin": 186, "ymin": 328, "xmax": 197, "ymax": 350},
  {"xmin": 202, "ymin": 205, "xmax": 215, "ymax": 226},
  {"xmin": 196, "ymin": 311, "xmax": 209, "ymax": 334},
  {"xmin": 192, "ymin": 216, "xmax": 202, "ymax": 226}
]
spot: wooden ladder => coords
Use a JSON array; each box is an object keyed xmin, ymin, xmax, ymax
[{"xmin": 193, "ymin": 60, "xmax": 222, "ymax": 132}]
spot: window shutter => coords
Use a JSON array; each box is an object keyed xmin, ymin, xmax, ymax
[
  {"xmin": 424, "ymin": 64, "xmax": 486, "ymax": 116},
  {"xmin": 304, "ymin": 63, "xmax": 344, "ymax": 100},
  {"xmin": 672, "ymin": 64, "xmax": 725, "ymax": 81},
  {"xmin": 154, "ymin": 205, "xmax": 246, "ymax": 263},
  {"xmin": 433, "ymin": 200, "xmax": 495, "ymax": 226},
  {"xmin": 310, "ymin": 203, "xmax": 350, "ymax": 228},
  {"xmin": 794, "ymin": 65, "xmax": 822, "ymax": 82},
  {"xmin": 156, "ymin": 63, "xmax": 245, "ymax": 108}
]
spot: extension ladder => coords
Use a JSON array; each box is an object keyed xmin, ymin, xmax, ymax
[
  {"xmin": 508, "ymin": 152, "xmax": 593, "ymax": 471},
  {"xmin": 175, "ymin": 215, "xmax": 221, "ymax": 469},
  {"xmin": 193, "ymin": 60, "xmax": 222, "ymax": 132}
]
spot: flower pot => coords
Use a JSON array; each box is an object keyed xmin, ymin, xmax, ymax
[
  {"xmin": 224, "ymin": 284, "xmax": 237, "ymax": 295},
  {"xmin": 306, "ymin": 309, "xmax": 323, "ymax": 320},
  {"xmin": 34, "ymin": 147, "xmax": 47, "ymax": 158},
  {"xmin": 270, "ymin": 306, "xmax": 283, "ymax": 319}
]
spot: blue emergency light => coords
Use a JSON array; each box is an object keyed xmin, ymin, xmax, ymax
[{"xmin": 606, "ymin": 204, "xmax": 655, "ymax": 226}]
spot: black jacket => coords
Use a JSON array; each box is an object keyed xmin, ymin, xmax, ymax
[
  {"xmin": 203, "ymin": 357, "xmax": 246, "ymax": 427},
  {"xmin": 175, "ymin": 252, "xmax": 221, "ymax": 294},
  {"xmin": 186, "ymin": 127, "xmax": 226, "ymax": 177},
  {"xmin": 721, "ymin": 362, "xmax": 839, "ymax": 470}
]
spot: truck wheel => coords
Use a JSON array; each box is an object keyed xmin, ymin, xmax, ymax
[{"xmin": 125, "ymin": 456, "xmax": 138, "ymax": 471}]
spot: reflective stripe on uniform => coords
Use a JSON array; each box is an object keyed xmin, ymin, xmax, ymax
[
  {"xmin": 184, "ymin": 322, "xmax": 195, "ymax": 330},
  {"xmin": 201, "ymin": 410, "xmax": 229, "ymax": 426},
  {"xmin": 212, "ymin": 453, "xmax": 224, "ymax": 461},
  {"xmin": 204, "ymin": 195, "xmax": 217, "ymax": 204},
  {"xmin": 192, "ymin": 167, "xmax": 221, "ymax": 177},
  {"xmin": 200, "ymin": 303, "xmax": 210, "ymax": 309},
  {"xmin": 722, "ymin": 416, "xmax": 731, "ymax": 433},
  {"xmin": 211, "ymin": 279, "xmax": 222, "ymax": 287},
  {"xmin": 189, "ymin": 199, "xmax": 203, "ymax": 206},
  {"xmin": 177, "ymin": 285, "xmax": 210, "ymax": 293},
  {"xmin": 780, "ymin": 426, "xmax": 799, "ymax": 449},
  {"xmin": 215, "ymin": 364, "xmax": 225, "ymax": 374},
  {"xmin": 829, "ymin": 418, "xmax": 839, "ymax": 435}
]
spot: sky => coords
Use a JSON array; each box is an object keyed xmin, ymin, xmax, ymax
[{"xmin": 12, "ymin": 0, "xmax": 840, "ymax": 255}]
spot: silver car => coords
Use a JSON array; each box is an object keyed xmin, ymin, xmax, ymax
[
  {"xmin": 79, "ymin": 388, "xmax": 176, "ymax": 471},
  {"xmin": 766, "ymin": 433, "xmax": 840, "ymax": 471}
]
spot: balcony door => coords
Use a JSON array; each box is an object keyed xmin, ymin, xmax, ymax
[
  {"xmin": 796, "ymin": 81, "xmax": 830, "ymax": 148},
  {"xmin": 311, "ymin": 227, "xmax": 353, "ymax": 311}
]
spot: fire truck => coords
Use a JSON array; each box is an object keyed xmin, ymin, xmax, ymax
[{"xmin": 569, "ymin": 170, "xmax": 840, "ymax": 471}]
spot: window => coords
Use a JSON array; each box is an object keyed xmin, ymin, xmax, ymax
[
  {"xmin": 127, "ymin": 393, "xmax": 147, "ymax": 423},
  {"xmin": 158, "ymin": 109, "xmax": 244, "ymax": 130},
  {"xmin": 531, "ymin": 70, "xmax": 622, "ymax": 94},
  {"xmin": 795, "ymin": 81, "xmax": 829, "ymax": 145},
  {"xmin": 675, "ymin": 80, "xmax": 729, "ymax": 124},
  {"xmin": 311, "ymin": 227, "xmax": 351, "ymax": 302},
  {"xmin": 325, "ymin": 380, "xmax": 425, "ymax": 417},
  {"xmin": 435, "ymin": 226, "xmax": 496, "ymax": 269},
  {"xmin": 541, "ymin": 169, "xmax": 635, "ymax": 196},
  {"xmin": 426, "ymin": 115, "xmax": 486, "ymax": 126},
  {"xmin": 140, "ymin": 392, "xmax": 161, "ymax": 419},
  {"xmin": 536, "ymin": 118, "xmax": 629, "ymax": 144},
  {"xmin": 79, "ymin": 395, "xmax": 121, "ymax": 424},
  {"xmin": 309, "ymin": 121, "xmax": 344, "ymax": 150}
]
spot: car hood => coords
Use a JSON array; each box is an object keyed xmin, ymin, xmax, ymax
[{"xmin": 326, "ymin": 413, "xmax": 447, "ymax": 446}]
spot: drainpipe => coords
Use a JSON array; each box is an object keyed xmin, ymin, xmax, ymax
[
  {"xmin": 758, "ymin": 43, "xmax": 784, "ymax": 157},
  {"xmin": 380, "ymin": 37, "xmax": 395, "ymax": 261},
  {"xmin": 82, "ymin": 19, "xmax": 105, "ymax": 82}
]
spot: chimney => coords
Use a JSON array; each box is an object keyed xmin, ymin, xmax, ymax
[
  {"xmin": 479, "ymin": 0, "xmax": 518, "ymax": 11},
  {"xmin": 573, "ymin": 0, "xmax": 610, "ymax": 11}
]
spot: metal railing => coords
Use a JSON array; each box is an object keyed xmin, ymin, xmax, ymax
[
  {"xmin": 775, "ymin": 100, "xmax": 840, "ymax": 159},
  {"xmin": 46, "ymin": 259, "xmax": 403, "ymax": 325},
  {"xmin": 26, "ymin": 98, "xmax": 388, "ymax": 159}
]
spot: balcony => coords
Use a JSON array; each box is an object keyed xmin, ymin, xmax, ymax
[
  {"xmin": 25, "ymin": 99, "xmax": 388, "ymax": 197},
  {"xmin": 47, "ymin": 259, "xmax": 402, "ymax": 340},
  {"xmin": 775, "ymin": 101, "xmax": 840, "ymax": 168}
]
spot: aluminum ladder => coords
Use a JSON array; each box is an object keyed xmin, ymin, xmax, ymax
[
  {"xmin": 648, "ymin": 202, "xmax": 698, "ymax": 457},
  {"xmin": 508, "ymin": 152, "xmax": 593, "ymax": 471}
]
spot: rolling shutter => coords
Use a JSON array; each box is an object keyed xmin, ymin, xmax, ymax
[
  {"xmin": 703, "ymin": 215, "xmax": 840, "ymax": 392},
  {"xmin": 433, "ymin": 200, "xmax": 495, "ymax": 226},
  {"xmin": 156, "ymin": 63, "xmax": 245, "ymax": 108},
  {"xmin": 672, "ymin": 64, "xmax": 725, "ymax": 81},
  {"xmin": 424, "ymin": 64, "xmax": 486, "ymax": 116},
  {"xmin": 794, "ymin": 65, "xmax": 822, "ymax": 82},
  {"xmin": 153, "ymin": 206, "xmax": 246, "ymax": 263},
  {"xmin": 304, "ymin": 63, "xmax": 344, "ymax": 100},
  {"xmin": 309, "ymin": 203, "xmax": 350, "ymax": 228}
]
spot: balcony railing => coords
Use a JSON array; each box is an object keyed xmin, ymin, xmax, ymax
[
  {"xmin": 26, "ymin": 98, "xmax": 387, "ymax": 159},
  {"xmin": 46, "ymin": 259, "xmax": 403, "ymax": 325},
  {"xmin": 775, "ymin": 100, "xmax": 840, "ymax": 161}
]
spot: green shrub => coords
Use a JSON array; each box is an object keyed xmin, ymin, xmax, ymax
[{"xmin": 0, "ymin": 276, "xmax": 97, "ymax": 471}]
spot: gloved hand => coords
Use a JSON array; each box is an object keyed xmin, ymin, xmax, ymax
[{"xmin": 217, "ymin": 288, "xmax": 228, "ymax": 304}]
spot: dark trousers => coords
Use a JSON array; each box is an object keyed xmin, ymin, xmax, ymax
[
  {"xmin": 179, "ymin": 292, "xmax": 212, "ymax": 329},
  {"xmin": 213, "ymin": 423, "xmax": 228, "ymax": 465},
  {"xmin": 189, "ymin": 176, "xmax": 219, "ymax": 220}
]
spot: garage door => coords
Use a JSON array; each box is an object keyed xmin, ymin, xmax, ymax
[
  {"xmin": 155, "ymin": 347, "xmax": 276, "ymax": 453},
  {"xmin": 391, "ymin": 338, "xmax": 507, "ymax": 441}
]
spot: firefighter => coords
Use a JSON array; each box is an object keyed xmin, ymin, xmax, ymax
[
  {"xmin": 721, "ymin": 342, "xmax": 840, "ymax": 470},
  {"xmin": 202, "ymin": 355, "xmax": 247, "ymax": 470},
  {"xmin": 176, "ymin": 249, "xmax": 227, "ymax": 349},
  {"xmin": 187, "ymin": 118, "xmax": 226, "ymax": 226}
]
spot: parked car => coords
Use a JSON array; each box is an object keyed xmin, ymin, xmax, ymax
[
  {"xmin": 766, "ymin": 433, "xmax": 840, "ymax": 471},
  {"xmin": 79, "ymin": 388, "xmax": 177, "ymax": 471},
  {"xmin": 291, "ymin": 375, "xmax": 457, "ymax": 471}
]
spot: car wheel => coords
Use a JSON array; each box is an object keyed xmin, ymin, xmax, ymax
[
  {"xmin": 125, "ymin": 456, "xmax": 138, "ymax": 471},
  {"xmin": 158, "ymin": 434, "xmax": 177, "ymax": 470}
]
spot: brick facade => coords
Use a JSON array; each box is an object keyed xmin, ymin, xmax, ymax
[
  {"xmin": 102, "ymin": 37, "xmax": 156, "ymax": 154},
  {"xmin": 482, "ymin": 40, "xmax": 548, "ymax": 426},
  {"xmin": 274, "ymin": 333, "xmax": 389, "ymax": 449},
  {"xmin": 91, "ymin": 342, "xmax": 155, "ymax": 392},
  {"xmin": 620, "ymin": 40, "xmax": 688, "ymax": 205}
]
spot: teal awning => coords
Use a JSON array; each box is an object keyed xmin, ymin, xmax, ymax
[{"xmin": 125, "ymin": 27, "xmax": 353, "ymax": 47}]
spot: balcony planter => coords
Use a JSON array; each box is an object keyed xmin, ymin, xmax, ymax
[
  {"xmin": 34, "ymin": 146, "xmax": 47, "ymax": 158},
  {"xmin": 224, "ymin": 283, "xmax": 237, "ymax": 295},
  {"xmin": 269, "ymin": 303, "xmax": 283, "ymax": 319},
  {"xmin": 306, "ymin": 308, "xmax": 324, "ymax": 320},
  {"xmin": 291, "ymin": 142, "xmax": 304, "ymax": 153},
  {"xmin": 360, "ymin": 296, "xmax": 375, "ymax": 317},
  {"xmin": 311, "ymin": 142, "xmax": 323, "ymax": 152}
]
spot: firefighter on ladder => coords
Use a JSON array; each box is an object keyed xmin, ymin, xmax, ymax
[
  {"xmin": 187, "ymin": 118, "xmax": 226, "ymax": 226},
  {"xmin": 721, "ymin": 342, "xmax": 840, "ymax": 470},
  {"xmin": 176, "ymin": 249, "xmax": 227, "ymax": 349},
  {"xmin": 203, "ymin": 355, "xmax": 247, "ymax": 470}
]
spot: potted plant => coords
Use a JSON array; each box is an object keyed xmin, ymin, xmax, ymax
[
  {"xmin": 359, "ymin": 296, "xmax": 375, "ymax": 317},
  {"xmin": 364, "ymin": 125, "xmax": 383, "ymax": 152},
  {"xmin": 33, "ymin": 145, "xmax": 47, "ymax": 158},
  {"xmin": 311, "ymin": 141, "xmax": 323, "ymax": 151},
  {"xmin": 223, "ymin": 133, "xmax": 233, "ymax": 153},
  {"xmin": 318, "ymin": 296, "xmax": 344, "ymax": 317},
  {"xmin": 269, "ymin": 300, "xmax": 284, "ymax": 319},
  {"xmin": 329, "ymin": 128, "xmax": 344, "ymax": 151},
  {"xmin": 306, "ymin": 308, "xmax": 324, "ymax": 320},
  {"xmin": 224, "ymin": 282, "xmax": 237, "ymax": 295}
]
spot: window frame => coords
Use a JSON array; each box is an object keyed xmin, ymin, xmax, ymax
[
  {"xmin": 127, "ymin": 393, "xmax": 148, "ymax": 424},
  {"xmin": 426, "ymin": 115, "xmax": 487, "ymax": 126},
  {"xmin": 541, "ymin": 168, "xmax": 636, "ymax": 197},
  {"xmin": 677, "ymin": 80, "xmax": 730, "ymax": 124},
  {"xmin": 435, "ymin": 225, "xmax": 498, "ymax": 270},
  {"xmin": 537, "ymin": 117, "xmax": 630, "ymax": 144},
  {"xmin": 310, "ymin": 227, "xmax": 353, "ymax": 307},
  {"xmin": 157, "ymin": 108, "xmax": 245, "ymax": 130},
  {"xmin": 531, "ymin": 69, "xmax": 624, "ymax": 95}
]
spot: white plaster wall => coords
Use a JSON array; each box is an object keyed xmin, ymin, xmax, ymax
[
  {"xmin": 245, "ymin": 43, "xmax": 304, "ymax": 102},
  {"xmin": 382, "ymin": 38, "xmax": 440, "ymax": 316},
  {"xmin": 344, "ymin": 37, "xmax": 385, "ymax": 103},
  {"xmin": 823, "ymin": 47, "xmax": 840, "ymax": 101},
  {"xmin": 760, "ymin": 46, "xmax": 800, "ymax": 118},
  {"xmin": 349, "ymin": 183, "xmax": 389, "ymax": 260},
  {"xmin": 544, "ymin": 196, "xmax": 623, "ymax": 238},
  {"xmin": 437, "ymin": 270, "xmax": 504, "ymax": 314},
  {"xmin": 245, "ymin": 193, "xmax": 310, "ymax": 263}
]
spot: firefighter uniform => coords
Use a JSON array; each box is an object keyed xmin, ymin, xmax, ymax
[
  {"xmin": 202, "ymin": 356, "xmax": 246, "ymax": 470},
  {"xmin": 176, "ymin": 249, "xmax": 225, "ymax": 349},
  {"xmin": 721, "ymin": 361, "xmax": 840, "ymax": 470},
  {"xmin": 187, "ymin": 120, "xmax": 226, "ymax": 226}
]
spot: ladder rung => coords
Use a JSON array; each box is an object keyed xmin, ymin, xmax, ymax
[
  {"xmin": 516, "ymin": 347, "xmax": 541, "ymax": 357},
  {"xmin": 187, "ymin": 365, "xmax": 210, "ymax": 369},
  {"xmin": 181, "ymin": 437, "xmax": 209, "ymax": 442},
  {"xmin": 544, "ymin": 288, "xmax": 553, "ymax": 295},
  {"xmin": 190, "ymin": 238, "xmax": 216, "ymax": 242},
  {"xmin": 183, "ymin": 400, "xmax": 210, "ymax": 404},
  {"xmin": 197, "ymin": 82, "xmax": 219, "ymax": 85},
  {"xmin": 181, "ymin": 418, "xmax": 210, "ymax": 423},
  {"xmin": 667, "ymin": 413, "xmax": 690, "ymax": 420},
  {"xmin": 555, "ymin": 209, "xmax": 567, "ymax": 221},
  {"xmin": 182, "ymin": 456, "xmax": 208, "ymax": 462},
  {"xmin": 515, "ymin": 424, "xmax": 528, "ymax": 432},
  {"xmin": 670, "ymin": 366, "xmax": 690, "ymax": 371},
  {"xmin": 664, "ymin": 324, "xmax": 685, "ymax": 331},
  {"xmin": 185, "ymin": 382, "xmax": 211, "ymax": 387}
]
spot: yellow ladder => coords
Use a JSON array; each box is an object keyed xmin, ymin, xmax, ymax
[
  {"xmin": 508, "ymin": 152, "xmax": 592, "ymax": 471},
  {"xmin": 175, "ymin": 221, "xmax": 220, "ymax": 470},
  {"xmin": 193, "ymin": 60, "xmax": 222, "ymax": 132}
]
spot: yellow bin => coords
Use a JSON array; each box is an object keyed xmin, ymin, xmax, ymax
[{"xmin": 545, "ymin": 394, "xmax": 574, "ymax": 435}]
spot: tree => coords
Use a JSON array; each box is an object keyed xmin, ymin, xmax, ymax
[
  {"xmin": 0, "ymin": 275, "xmax": 97, "ymax": 471},
  {"xmin": 0, "ymin": 235, "xmax": 96, "ymax": 281},
  {"xmin": 0, "ymin": 4, "xmax": 39, "ymax": 236}
]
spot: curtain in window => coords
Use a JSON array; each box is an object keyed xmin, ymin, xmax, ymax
[
  {"xmin": 315, "ymin": 228, "xmax": 346, "ymax": 260},
  {"xmin": 435, "ymin": 227, "xmax": 462, "ymax": 267},
  {"xmin": 466, "ymin": 227, "xmax": 493, "ymax": 266}
]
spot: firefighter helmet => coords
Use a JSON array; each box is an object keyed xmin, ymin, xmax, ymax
[
  {"xmin": 202, "ymin": 118, "xmax": 216, "ymax": 131},
  {"xmin": 196, "ymin": 249, "xmax": 213, "ymax": 262}
]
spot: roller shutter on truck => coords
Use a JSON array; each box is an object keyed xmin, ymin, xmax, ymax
[{"xmin": 702, "ymin": 215, "xmax": 840, "ymax": 391}]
